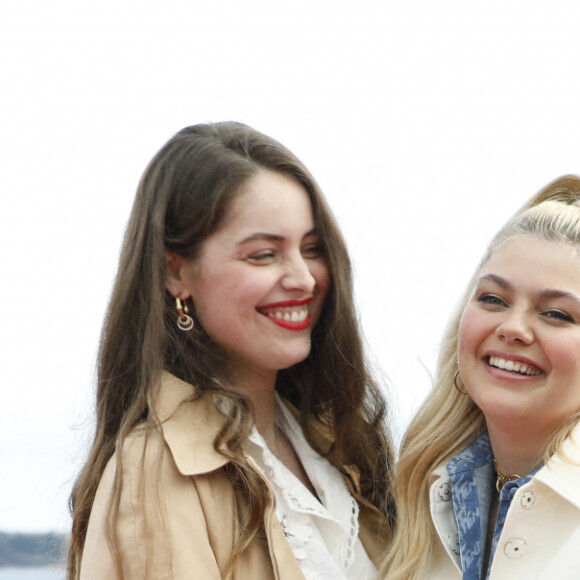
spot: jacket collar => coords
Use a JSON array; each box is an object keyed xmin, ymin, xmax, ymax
[
  {"xmin": 535, "ymin": 421, "xmax": 580, "ymax": 509},
  {"xmin": 429, "ymin": 423, "xmax": 580, "ymax": 509},
  {"xmin": 156, "ymin": 371, "xmax": 230, "ymax": 475},
  {"xmin": 156, "ymin": 371, "xmax": 340, "ymax": 478}
]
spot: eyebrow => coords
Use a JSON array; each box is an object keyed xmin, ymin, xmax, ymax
[
  {"xmin": 477, "ymin": 274, "xmax": 513, "ymax": 292},
  {"xmin": 538, "ymin": 288, "xmax": 580, "ymax": 306},
  {"xmin": 237, "ymin": 228, "xmax": 317, "ymax": 245},
  {"xmin": 477, "ymin": 273, "xmax": 580, "ymax": 306}
]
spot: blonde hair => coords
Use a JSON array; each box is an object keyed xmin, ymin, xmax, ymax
[{"xmin": 379, "ymin": 175, "xmax": 580, "ymax": 579}]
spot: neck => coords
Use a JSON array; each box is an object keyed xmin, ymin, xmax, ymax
[
  {"xmin": 228, "ymin": 365, "xmax": 318, "ymax": 498},
  {"xmin": 486, "ymin": 418, "xmax": 546, "ymax": 475},
  {"xmin": 250, "ymin": 390, "xmax": 279, "ymax": 444},
  {"xmin": 228, "ymin": 366, "xmax": 281, "ymax": 447}
]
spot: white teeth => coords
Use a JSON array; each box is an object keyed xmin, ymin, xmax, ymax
[
  {"xmin": 265, "ymin": 308, "xmax": 308, "ymax": 322},
  {"xmin": 488, "ymin": 356, "xmax": 542, "ymax": 376}
]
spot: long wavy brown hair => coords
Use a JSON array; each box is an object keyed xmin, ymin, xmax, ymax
[{"xmin": 68, "ymin": 122, "xmax": 396, "ymax": 579}]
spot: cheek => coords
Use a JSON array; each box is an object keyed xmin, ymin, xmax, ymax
[
  {"xmin": 308, "ymin": 263, "xmax": 330, "ymax": 327},
  {"xmin": 457, "ymin": 307, "xmax": 486, "ymax": 359},
  {"xmin": 189, "ymin": 275, "xmax": 239, "ymax": 333},
  {"xmin": 312, "ymin": 262, "xmax": 331, "ymax": 299},
  {"xmin": 457, "ymin": 311, "xmax": 473, "ymax": 355},
  {"xmin": 547, "ymin": 339, "xmax": 580, "ymax": 377},
  {"xmin": 195, "ymin": 298, "xmax": 250, "ymax": 348},
  {"xmin": 551, "ymin": 344, "xmax": 580, "ymax": 415}
]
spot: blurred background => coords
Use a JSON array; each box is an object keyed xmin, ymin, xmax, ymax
[{"xmin": 1, "ymin": 0, "xmax": 580, "ymax": 542}]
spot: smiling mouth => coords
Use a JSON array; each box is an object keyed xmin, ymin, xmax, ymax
[
  {"xmin": 486, "ymin": 356, "xmax": 543, "ymax": 376},
  {"xmin": 261, "ymin": 307, "xmax": 309, "ymax": 323},
  {"xmin": 256, "ymin": 304, "xmax": 311, "ymax": 330}
]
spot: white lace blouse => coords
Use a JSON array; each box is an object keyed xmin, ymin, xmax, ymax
[{"xmin": 243, "ymin": 397, "xmax": 377, "ymax": 580}]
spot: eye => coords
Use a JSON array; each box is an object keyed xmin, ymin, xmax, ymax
[
  {"xmin": 246, "ymin": 250, "xmax": 276, "ymax": 264},
  {"xmin": 542, "ymin": 309, "xmax": 574, "ymax": 324},
  {"xmin": 301, "ymin": 242, "xmax": 322, "ymax": 259},
  {"xmin": 477, "ymin": 293, "xmax": 506, "ymax": 308}
]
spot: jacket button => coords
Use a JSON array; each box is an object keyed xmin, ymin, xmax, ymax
[
  {"xmin": 504, "ymin": 538, "xmax": 527, "ymax": 559},
  {"xmin": 447, "ymin": 532, "xmax": 460, "ymax": 555},
  {"xmin": 438, "ymin": 482, "xmax": 451, "ymax": 501},
  {"xmin": 520, "ymin": 491, "xmax": 535, "ymax": 509}
]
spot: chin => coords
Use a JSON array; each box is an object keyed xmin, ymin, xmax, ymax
[
  {"xmin": 277, "ymin": 350, "xmax": 312, "ymax": 370},
  {"xmin": 480, "ymin": 402, "xmax": 534, "ymax": 425}
]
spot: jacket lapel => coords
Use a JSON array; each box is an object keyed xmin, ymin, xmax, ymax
[
  {"xmin": 156, "ymin": 372, "xmax": 229, "ymax": 475},
  {"xmin": 535, "ymin": 422, "xmax": 580, "ymax": 509}
]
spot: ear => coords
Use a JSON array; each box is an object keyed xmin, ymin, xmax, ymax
[{"xmin": 165, "ymin": 249, "xmax": 191, "ymax": 300}]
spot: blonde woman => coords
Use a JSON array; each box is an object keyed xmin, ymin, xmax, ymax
[
  {"xmin": 380, "ymin": 176, "xmax": 580, "ymax": 579},
  {"xmin": 68, "ymin": 122, "xmax": 395, "ymax": 580}
]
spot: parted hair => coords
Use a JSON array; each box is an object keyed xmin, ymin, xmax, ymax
[
  {"xmin": 378, "ymin": 175, "xmax": 580, "ymax": 580},
  {"xmin": 68, "ymin": 122, "xmax": 396, "ymax": 579}
]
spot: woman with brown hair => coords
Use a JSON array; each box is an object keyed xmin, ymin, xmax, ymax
[
  {"xmin": 68, "ymin": 122, "xmax": 395, "ymax": 579},
  {"xmin": 379, "ymin": 175, "xmax": 580, "ymax": 579}
]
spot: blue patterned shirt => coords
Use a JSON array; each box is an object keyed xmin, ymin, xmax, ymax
[{"xmin": 446, "ymin": 433, "xmax": 537, "ymax": 580}]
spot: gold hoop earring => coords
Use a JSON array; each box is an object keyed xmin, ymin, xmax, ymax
[
  {"xmin": 453, "ymin": 367, "xmax": 469, "ymax": 396},
  {"xmin": 176, "ymin": 297, "xmax": 194, "ymax": 331}
]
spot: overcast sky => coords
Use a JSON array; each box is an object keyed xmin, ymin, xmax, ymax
[{"xmin": 2, "ymin": 0, "xmax": 580, "ymax": 533}]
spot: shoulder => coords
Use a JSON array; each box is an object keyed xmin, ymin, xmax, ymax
[
  {"xmin": 80, "ymin": 377, "xmax": 239, "ymax": 579},
  {"xmin": 534, "ymin": 421, "xmax": 580, "ymax": 509}
]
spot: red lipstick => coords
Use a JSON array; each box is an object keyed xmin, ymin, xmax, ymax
[
  {"xmin": 257, "ymin": 297, "xmax": 313, "ymax": 331},
  {"xmin": 258, "ymin": 297, "xmax": 313, "ymax": 308}
]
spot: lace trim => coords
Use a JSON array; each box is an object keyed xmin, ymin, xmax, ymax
[
  {"xmin": 245, "ymin": 398, "xmax": 360, "ymax": 571},
  {"xmin": 280, "ymin": 514, "xmax": 313, "ymax": 560},
  {"xmin": 276, "ymin": 398, "xmax": 360, "ymax": 570}
]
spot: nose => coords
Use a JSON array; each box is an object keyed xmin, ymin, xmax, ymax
[
  {"xmin": 281, "ymin": 254, "xmax": 316, "ymax": 293},
  {"xmin": 496, "ymin": 308, "xmax": 534, "ymax": 345}
]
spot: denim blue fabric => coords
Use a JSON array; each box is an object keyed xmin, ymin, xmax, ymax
[{"xmin": 446, "ymin": 433, "xmax": 536, "ymax": 580}]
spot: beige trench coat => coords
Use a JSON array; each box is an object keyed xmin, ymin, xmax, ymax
[{"xmin": 80, "ymin": 373, "xmax": 390, "ymax": 579}]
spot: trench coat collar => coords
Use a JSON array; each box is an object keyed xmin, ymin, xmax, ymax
[
  {"xmin": 155, "ymin": 371, "xmax": 340, "ymax": 478},
  {"xmin": 156, "ymin": 371, "xmax": 230, "ymax": 476}
]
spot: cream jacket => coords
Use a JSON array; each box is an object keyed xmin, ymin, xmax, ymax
[
  {"xmin": 80, "ymin": 373, "xmax": 390, "ymax": 579},
  {"xmin": 427, "ymin": 423, "xmax": 580, "ymax": 579}
]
